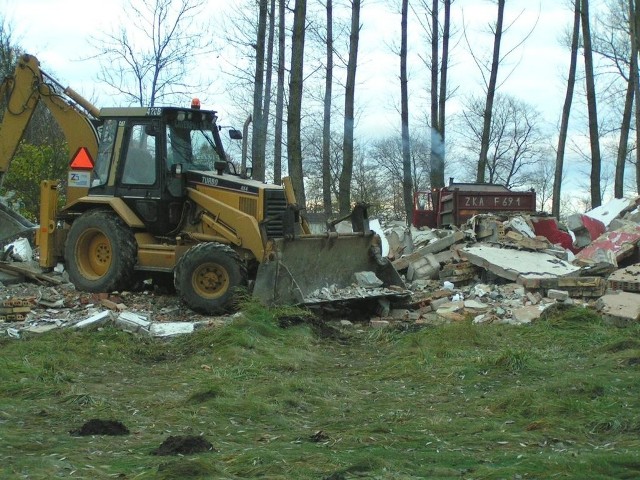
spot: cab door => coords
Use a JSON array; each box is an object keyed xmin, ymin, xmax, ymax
[{"xmin": 115, "ymin": 122, "xmax": 182, "ymax": 235}]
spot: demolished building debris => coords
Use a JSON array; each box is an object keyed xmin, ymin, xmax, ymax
[{"xmin": 2, "ymin": 196, "xmax": 640, "ymax": 337}]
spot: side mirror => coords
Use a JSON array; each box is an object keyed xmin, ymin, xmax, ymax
[
  {"xmin": 214, "ymin": 161, "xmax": 227, "ymax": 175},
  {"xmin": 228, "ymin": 129, "xmax": 243, "ymax": 140}
]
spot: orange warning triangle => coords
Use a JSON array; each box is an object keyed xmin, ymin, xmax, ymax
[{"xmin": 69, "ymin": 147, "xmax": 94, "ymax": 170}]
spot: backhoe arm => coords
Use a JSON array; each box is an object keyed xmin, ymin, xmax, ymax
[{"xmin": 0, "ymin": 54, "xmax": 100, "ymax": 188}]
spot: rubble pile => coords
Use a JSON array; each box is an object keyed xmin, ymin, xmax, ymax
[
  {"xmin": 1, "ymin": 195, "xmax": 640, "ymax": 337},
  {"xmin": 385, "ymin": 195, "xmax": 640, "ymax": 328}
]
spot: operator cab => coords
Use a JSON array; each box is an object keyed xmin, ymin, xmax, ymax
[{"xmin": 87, "ymin": 101, "xmax": 241, "ymax": 236}]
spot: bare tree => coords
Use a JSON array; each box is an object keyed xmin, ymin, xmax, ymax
[
  {"xmin": 92, "ymin": 0, "xmax": 213, "ymax": 107},
  {"xmin": 322, "ymin": 0, "xmax": 334, "ymax": 215},
  {"xmin": 273, "ymin": 0, "xmax": 286, "ymax": 185},
  {"xmin": 629, "ymin": 0, "xmax": 640, "ymax": 193},
  {"xmin": 476, "ymin": 0, "xmax": 505, "ymax": 183},
  {"xmin": 338, "ymin": 0, "xmax": 361, "ymax": 215},
  {"xmin": 581, "ymin": 0, "xmax": 603, "ymax": 207},
  {"xmin": 428, "ymin": 0, "xmax": 452, "ymax": 190},
  {"xmin": 288, "ymin": 0, "xmax": 307, "ymax": 208},
  {"xmin": 530, "ymin": 152, "xmax": 557, "ymax": 212},
  {"xmin": 590, "ymin": 0, "xmax": 638, "ymax": 198},
  {"xmin": 614, "ymin": 0, "xmax": 637, "ymax": 198},
  {"xmin": 457, "ymin": 94, "xmax": 547, "ymax": 188},
  {"xmin": 553, "ymin": 0, "xmax": 580, "ymax": 218},
  {"xmin": 400, "ymin": 0, "xmax": 412, "ymax": 224},
  {"xmin": 370, "ymin": 135, "xmax": 430, "ymax": 218},
  {"xmin": 251, "ymin": 0, "xmax": 269, "ymax": 181}
]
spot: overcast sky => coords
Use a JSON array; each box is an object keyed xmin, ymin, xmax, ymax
[
  {"xmin": 4, "ymin": 0, "xmax": 600, "ymax": 200},
  {"xmin": 3, "ymin": 0, "xmax": 574, "ymax": 126}
]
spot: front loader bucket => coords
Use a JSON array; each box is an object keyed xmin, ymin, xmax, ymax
[
  {"xmin": 0, "ymin": 202, "xmax": 36, "ymax": 245},
  {"xmin": 253, "ymin": 233, "xmax": 407, "ymax": 307}
]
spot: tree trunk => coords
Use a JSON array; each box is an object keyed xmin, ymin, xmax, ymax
[
  {"xmin": 429, "ymin": 0, "xmax": 443, "ymax": 191},
  {"xmin": 477, "ymin": 0, "xmax": 505, "ymax": 183},
  {"xmin": 338, "ymin": 0, "xmax": 361, "ymax": 215},
  {"xmin": 615, "ymin": 44, "xmax": 635, "ymax": 198},
  {"xmin": 581, "ymin": 0, "xmax": 602, "ymax": 208},
  {"xmin": 273, "ymin": 0, "xmax": 286, "ymax": 185},
  {"xmin": 552, "ymin": 0, "xmax": 580, "ymax": 218},
  {"xmin": 251, "ymin": 0, "xmax": 269, "ymax": 181},
  {"xmin": 256, "ymin": 0, "xmax": 276, "ymax": 181},
  {"xmin": 322, "ymin": 0, "xmax": 334, "ymax": 216},
  {"xmin": 434, "ymin": 0, "xmax": 451, "ymax": 190},
  {"xmin": 287, "ymin": 0, "xmax": 307, "ymax": 208},
  {"xmin": 401, "ymin": 0, "xmax": 412, "ymax": 224},
  {"xmin": 634, "ymin": 0, "xmax": 640, "ymax": 194}
]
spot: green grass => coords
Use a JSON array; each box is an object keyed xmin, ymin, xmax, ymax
[{"xmin": 0, "ymin": 304, "xmax": 639, "ymax": 479}]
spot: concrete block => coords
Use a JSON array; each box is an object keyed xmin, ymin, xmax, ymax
[
  {"xmin": 149, "ymin": 322, "xmax": 194, "ymax": 337},
  {"xmin": 511, "ymin": 305, "xmax": 545, "ymax": 324},
  {"xmin": 390, "ymin": 309, "xmax": 411, "ymax": 320},
  {"xmin": 463, "ymin": 299, "xmax": 489, "ymax": 311},
  {"xmin": 596, "ymin": 292, "xmax": 640, "ymax": 327},
  {"xmin": 430, "ymin": 297, "xmax": 452, "ymax": 310},
  {"xmin": 115, "ymin": 311, "xmax": 151, "ymax": 333},
  {"xmin": 74, "ymin": 310, "xmax": 112, "ymax": 329},
  {"xmin": 547, "ymin": 289, "xmax": 569, "ymax": 301},
  {"xmin": 353, "ymin": 271, "xmax": 383, "ymax": 287},
  {"xmin": 370, "ymin": 319, "xmax": 390, "ymax": 328},
  {"xmin": 407, "ymin": 253, "xmax": 440, "ymax": 281}
]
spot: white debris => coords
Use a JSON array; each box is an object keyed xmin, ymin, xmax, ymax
[
  {"xmin": 4, "ymin": 237, "xmax": 33, "ymax": 262},
  {"xmin": 74, "ymin": 310, "xmax": 112, "ymax": 329}
]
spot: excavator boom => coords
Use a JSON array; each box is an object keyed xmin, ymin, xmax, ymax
[{"xmin": 0, "ymin": 54, "xmax": 100, "ymax": 244}]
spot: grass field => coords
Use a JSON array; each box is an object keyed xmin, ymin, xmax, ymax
[{"xmin": 1, "ymin": 302, "xmax": 639, "ymax": 479}]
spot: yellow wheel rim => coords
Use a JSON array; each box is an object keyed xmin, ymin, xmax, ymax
[
  {"xmin": 192, "ymin": 262, "xmax": 229, "ymax": 299},
  {"xmin": 75, "ymin": 228, "xmax": 112, "ymax": 279}
]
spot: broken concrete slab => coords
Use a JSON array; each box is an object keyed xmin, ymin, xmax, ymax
[
  {"xmin": 511, "ymin": 305, "xmax": 547, "ymax": 324},
  {"xmin": 461, "ymin": 244, "xmax": 581, "ymax": 283},
  {"xmin": 385, "ymin": 224, "xmax": 416, "ymax": 259},
  {"xmin": 574, "ymin": 223, "xmax": 640, "ymax": 267},
  {"xmin": 392, "ymin": 230, "xmax": 465, "ymax": 271},
  {"xmin": 115, "ymin": 311, "xmax": 151, "ymax": 333},
  {"xmin": 583, "ymin": 196, "xmax": 640, "ymax": 228},
  {"xmin": 406, "ymin": 254, "xmax": 440, "ymax": 281},
  {"xmin": 0, "ymin": 269, "xmax": 25, "ymax": 285},
  {"xmin": 596, "ymin": 291, "xmax": 640, "ymax": 326},
  {"xmin": 506, "ymin": 216, "xmax": 536, "ymax": 238},
  {"xmin": 566, "ymin": 214, "xmax": 606, "ymax": 248},
  {"xmin": 503, "ymin": 231, "xmax": 552, "ymax": 251},
  {"xmin": 530, "ymin": 216, "xmax": 577, "ymax": 253}
]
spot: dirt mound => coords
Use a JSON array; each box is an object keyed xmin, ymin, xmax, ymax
[
  {"xmin": 70, "ymin": 419, "xmax": 130, "ymax": 436},
  {"xmin": 151, "ymin": 435, "xmax": 214, "ymax": 456}
]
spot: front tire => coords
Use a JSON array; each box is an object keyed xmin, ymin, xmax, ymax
[
  {"xmin": 174, "ymin": 243, "xmax": 248, "ymax": 314},
  {"xmin": 64, "ymin": 210, "xmax": 137, "ymax": 292}
]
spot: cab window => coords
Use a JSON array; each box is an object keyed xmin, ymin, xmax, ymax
[{"xmin": 122, "ymin": 124, "xmax": 157, "ymax": 185}]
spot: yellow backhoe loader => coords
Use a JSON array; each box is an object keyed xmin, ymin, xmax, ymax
[{"xmin": 0, "ymin": 54, "xmax": 406, "ymax": 314}]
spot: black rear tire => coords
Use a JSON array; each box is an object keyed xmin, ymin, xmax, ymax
[
  {"xmin": 174, "ymin": 243, "xmax": 248, "ymax": 314},
  {"xmin": 64, "ymin": 210, "xmax": 137, "ymax": 292}
]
